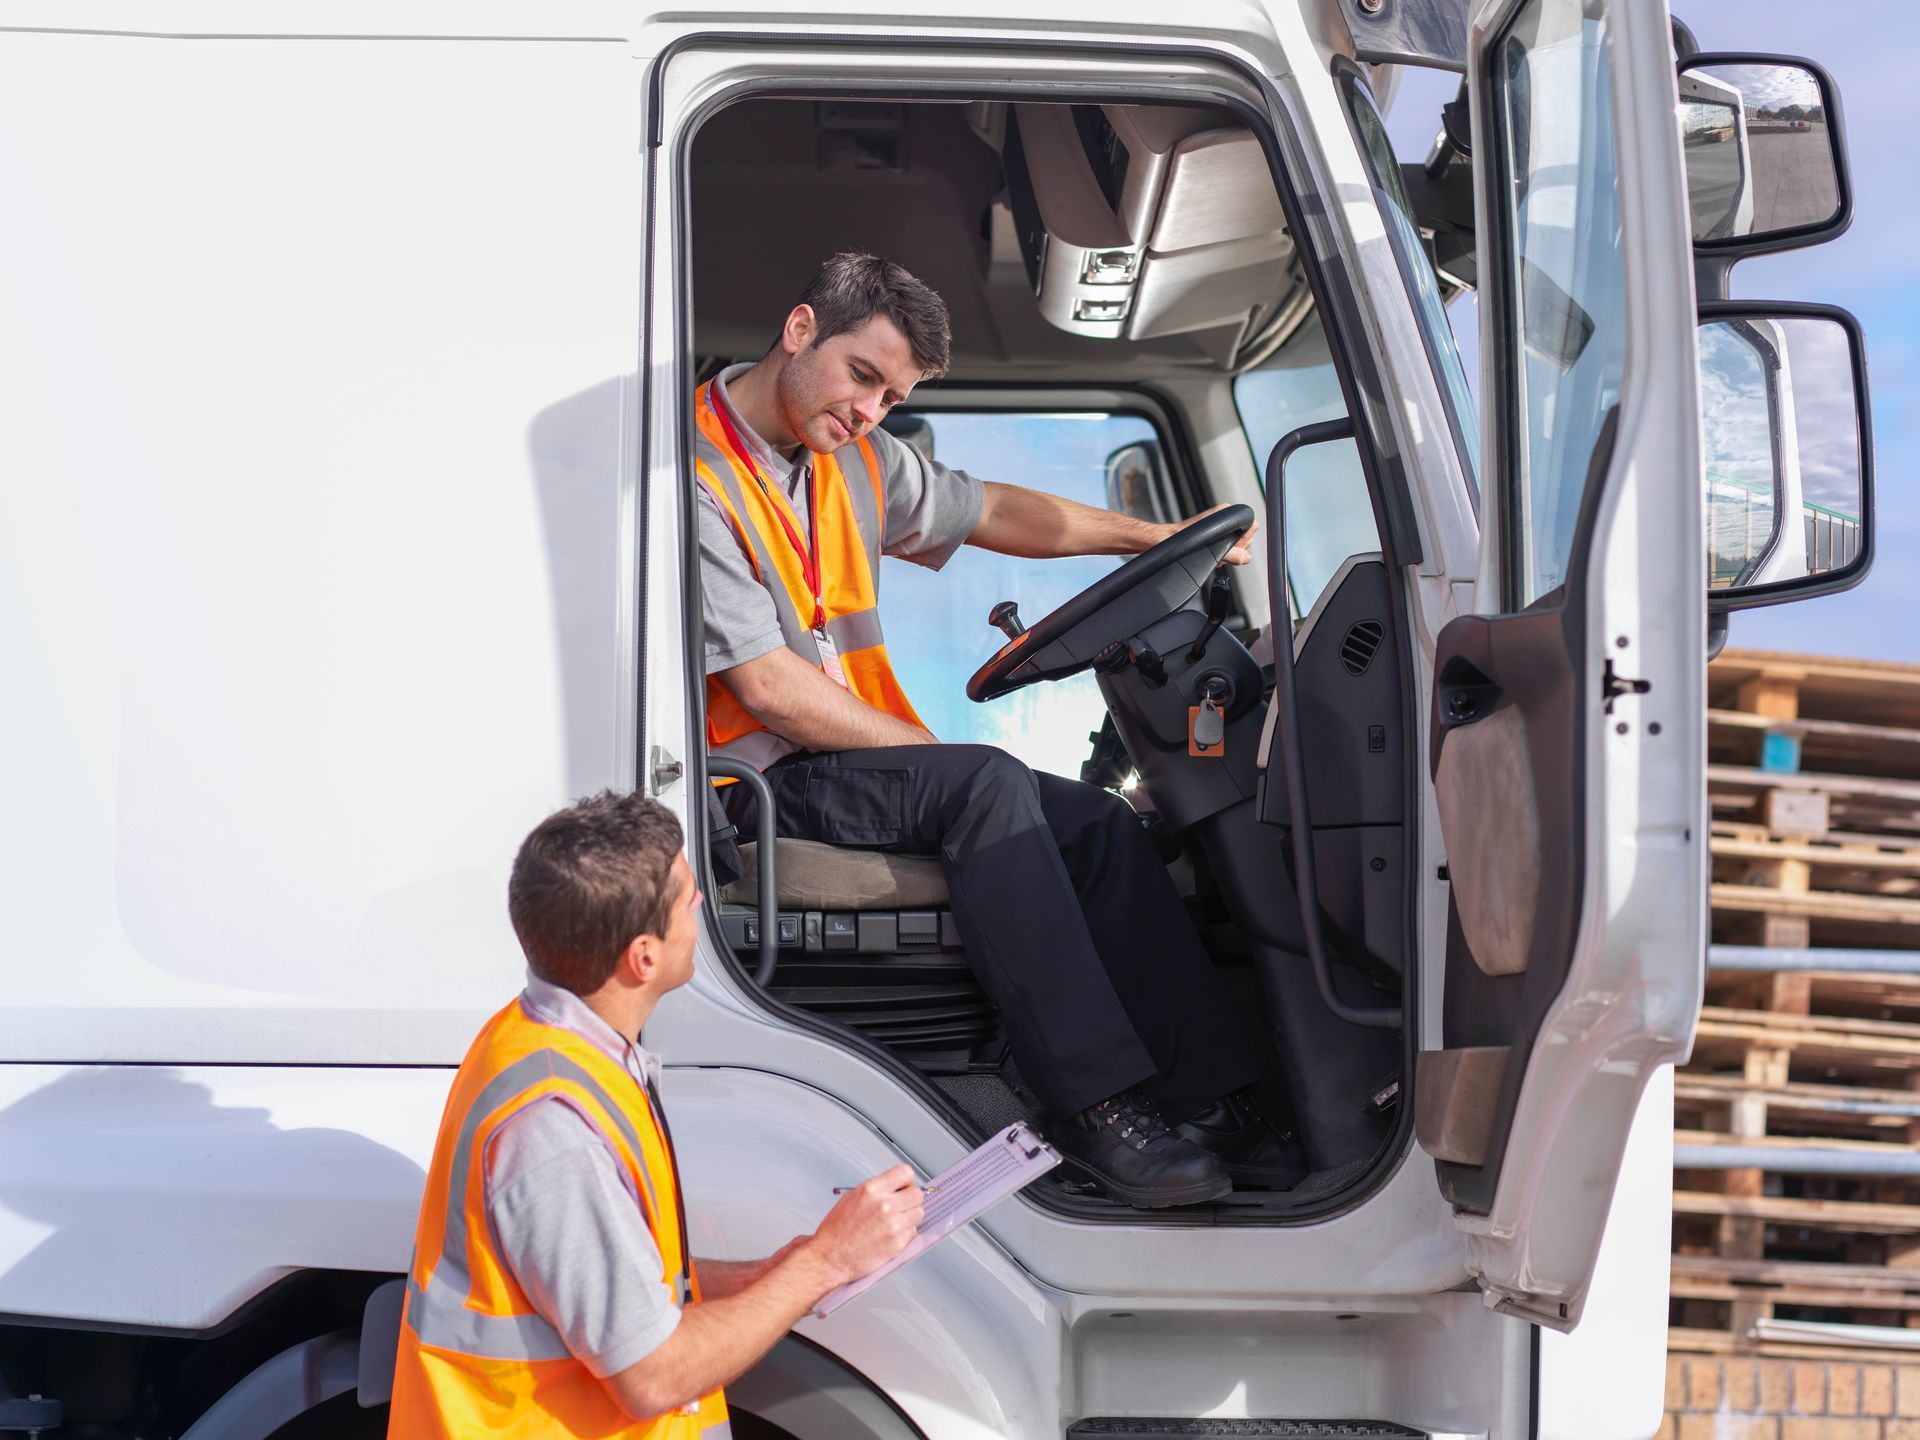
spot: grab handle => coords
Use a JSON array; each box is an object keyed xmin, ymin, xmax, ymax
[{"xmin": 707, "ymin": 758, "xmax": 779, "ymax": 986}]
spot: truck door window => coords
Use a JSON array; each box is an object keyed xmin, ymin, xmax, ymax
[
  {"xmin": 1233, "ymin": 312, "xmax": 1379, "ymax": 619},
  {"xmin": 1488, "ymin": 0, "xmax": 1629, "ymax": 610},
  {"xmin": 1339, "ymin": 69, "xmax": 1480, "ymax": 496},
  {"xmin": 880, "ymin": 409, "xmax": 1164, "ymax": 778}
]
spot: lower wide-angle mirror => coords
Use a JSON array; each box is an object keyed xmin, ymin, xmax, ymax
[
  {"xmin": 1679, "ymin": 56, "xmax": 1848, "ymax": 250},
  {"xmin": 1701, "ymin": 303, "xmax": 1872, "ymax": 608}
]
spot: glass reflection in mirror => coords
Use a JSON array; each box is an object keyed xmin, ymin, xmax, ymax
[
  {"xmin": 1702, "ymin": 315, "xmax": 1862, "ymax": 591},
  {"xmin": 1680, "ymin": 62, "xmax": 1842, "ymax": 243}
]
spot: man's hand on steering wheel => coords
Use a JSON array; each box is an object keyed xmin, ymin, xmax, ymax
[
  {"xmin": 968, "ymin": 504, "xmax": 1258, "ymax": 703},
  {"xmin": 1151, "ymin": 504, "xmax": 1259, "ymax": 566}
]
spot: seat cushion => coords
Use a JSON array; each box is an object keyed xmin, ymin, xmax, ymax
[{"xmin": 717, "ymin": 840, "xmax": 950, "ymax": 910}]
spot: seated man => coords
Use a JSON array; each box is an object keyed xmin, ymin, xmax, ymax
[
  {"xmin": 389, "ymin": 792, "xmax": 924, "ymax": 1437},
  {"xmin": 699, "ymin": 251, "xmax": 1291, "ymax": 1208}
]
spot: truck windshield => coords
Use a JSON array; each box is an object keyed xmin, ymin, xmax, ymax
[
  {"xmin": 1340, "ymin": 70, "xmax": 1480, "ymax": 502},
  {"xmin": 879, "ymin": 409, "xmax": 1164, "ymax": 778}
]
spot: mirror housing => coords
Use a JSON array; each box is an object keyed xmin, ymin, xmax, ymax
[
  {"xmin": 1679, "ymin": 54, "xmax": 1852, "ymax": 258},
  {"xmin": 1103, "ymin": 438, "xmax": 1173, "ymax": 520},
  {"xmin": 1701, "ymin": 301, "xmax": 1874, "ymax": 613}
]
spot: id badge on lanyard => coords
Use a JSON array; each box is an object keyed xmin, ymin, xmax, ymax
[
  {"xmin": 790, "ymin": 463, "xmax": 852, "ymax": 693},
  {"xmin": 711, "ymin": 389, "xmax": 854, "ymax": 693},
  {"xmin": 814, "ymin": 621, "xmax": 850, "ymax": 690}
]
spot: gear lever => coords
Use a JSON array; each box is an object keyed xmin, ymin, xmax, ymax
[{"xmin": 989, "ymin": 600, "xmax": 1026, "ymax": 640}]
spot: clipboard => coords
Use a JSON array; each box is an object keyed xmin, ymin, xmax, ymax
[{"xmin": 812, "ymin": 1122, "xmax": 1060, "ymax": 1318}]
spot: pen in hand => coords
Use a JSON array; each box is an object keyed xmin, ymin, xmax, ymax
[{"xmin": 835, "ymin": 1174, "xmax": 931, "ymax": 1195}]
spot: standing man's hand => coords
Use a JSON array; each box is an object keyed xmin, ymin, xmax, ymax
[
  {"xmin": 805, "ymin": 1165, "xmax": 925, "ymax": 1285},
  {"xmin": 1171, "ymin": 504, "xmax": 1260, "ymax": 566},
  {"xmin": 603, "ymin": 1163, "xmax": 923, "ymax": 1420}
]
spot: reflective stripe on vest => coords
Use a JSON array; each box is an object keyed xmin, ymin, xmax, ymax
[
  {"xmin": 695, "ymin": 380, "xmax": 924, "ymax": 770},
  {"xmin": 387, "ymin": 1001, "xmax": 730, "ymax": 1439}
]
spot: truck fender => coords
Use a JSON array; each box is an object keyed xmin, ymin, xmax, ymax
[
  {"xmin": 730, "ymin": 1335, "xmax": 928, "ymax": 1440},
  {"xmin": 669, "ymin": 1066, "xmax": 1065, "ymax": 1440}
]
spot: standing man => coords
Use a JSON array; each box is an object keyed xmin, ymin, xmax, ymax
[
  {"xmin": 697, "ymin": 251, "xmax": 1294, "ymax": 1209},
  {"xmin": 389, "ymin": 792, "xmax": 922, "ymax": 1437}
]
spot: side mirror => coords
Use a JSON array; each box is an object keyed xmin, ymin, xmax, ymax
[
  {"xmin": 879, "ymin": 412, "xmax": 936, "ymax": 463},
  {"xmin": 1679, "ymin": 55, "xmax": 1850, "ymax": 253},
  {"xmin": 1104, "ymin": 438, "xmax": 1173, "ymax": 520},
  {"xmin": 1701, "ymin": 303, "xmax": 1873, "ymax": 611}
]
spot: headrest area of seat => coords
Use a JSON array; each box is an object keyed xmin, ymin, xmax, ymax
[{"xmin": 717, "ymin": 840, "xmax": 950, "ymax": 910}]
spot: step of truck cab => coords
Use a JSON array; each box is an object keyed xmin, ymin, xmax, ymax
[{"xmin": 1067, "ymin": 1422, "xmax": 1436, "ymax": 1439}]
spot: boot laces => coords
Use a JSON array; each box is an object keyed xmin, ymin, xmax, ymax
[{"xmin": 1092, "ymin": 1088, "xmax": 1171, "ymax": 1148}]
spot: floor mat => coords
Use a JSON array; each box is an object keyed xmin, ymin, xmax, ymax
[
  {"xmin": 933, "ymin": 1071, "xmax": 1040, "ymax": 1136},
  {"xmin": 933, "ymin": 1072, "xmax": 1375, "ymax": 1215}
]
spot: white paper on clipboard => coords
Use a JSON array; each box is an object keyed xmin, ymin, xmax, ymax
[{"xmin": 812, "ymin": 1122, "xmax": 1060, "ymax": 1318}]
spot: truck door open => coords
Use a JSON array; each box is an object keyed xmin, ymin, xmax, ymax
[{"xmin": 1417, "ymin": 0, "xmax": 1707, "ymax": 1329}]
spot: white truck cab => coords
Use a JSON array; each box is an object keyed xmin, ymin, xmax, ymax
[{"xmin": 0, "ymin": 2, "xmax": 1873, "ymax": 1437}]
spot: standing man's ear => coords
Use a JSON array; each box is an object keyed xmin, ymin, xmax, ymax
[
  {"xmin": 617, "ymin": 933, "xmax": 657, "ymax": 988},
  {"xmin": 779, "ymin": 304, "xmax": 818, "ymax": 356}
]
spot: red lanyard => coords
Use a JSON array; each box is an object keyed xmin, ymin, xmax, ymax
[{"xmin": 709, "ymin": 387, "xmax": 826, "ymax": 632}]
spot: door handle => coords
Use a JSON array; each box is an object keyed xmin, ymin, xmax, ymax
[{"xmin": 1435, "ymin": 659, "xmax": 1504, "ymax": 742}]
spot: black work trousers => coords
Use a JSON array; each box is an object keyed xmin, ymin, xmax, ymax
[{"xmin": 725, "ymin": 743, "xmax": 1261, "ymax": 1121}]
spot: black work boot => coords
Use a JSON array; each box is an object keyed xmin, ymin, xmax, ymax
[
  {"xmin": 1049, "ymin": 1088, "xmax": 1232, "ymax": 1209},
  {"xmin": 1177, "ymin": 1089, "xmax": 1308, "ymax": 1191}
]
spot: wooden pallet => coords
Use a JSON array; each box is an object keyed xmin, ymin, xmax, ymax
[
  {"xmin": 1677, "ymin": 1073, "xmax": 1920, "ymax": 1143},
  {"xmin": 1690, "ymin": 1006, "xmax": 1920, "ymax": 1084},
  {"xmin": 1677, "ymin": 653, "xmax": 1920, "ymax": 1352},
  {"xmin": 1710, "ymin": 707, "xmax": 1920, "ymax": 782},
  {"xmin": 1673, "ymin": 1254, "xmax": 1920, "ymax": 1313},
  {"xmin": 1708, "ymin": 652, "xmax": 1920, "ymax": 742},
  {"xmin": 1704, "ymin": 968, "xmax": 1920, "ymax": 1025},
  {"xmin": 1714, "ymin": 829, "xmax": 1920, "ymax": 899},
  {"xmin": 1709, "ymin": 765, "xmax": 1920, "ymax": 842}
]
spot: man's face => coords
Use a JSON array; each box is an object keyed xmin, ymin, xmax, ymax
[
  {"xmin": 654, "ymin": 853, "xmax": 703, "ymax": 994},
  {"xmin": 774, "ymin": 312, "xmax": 922, "ymax": 455}
]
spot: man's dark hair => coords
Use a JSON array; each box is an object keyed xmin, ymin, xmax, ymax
[
  {"xmin": 507, "ymin": 791, "xmax": 686, "ymax": 997},
  {"xmin": 793, "ymin": 251, "xmax": 952, "ymax": 379}
]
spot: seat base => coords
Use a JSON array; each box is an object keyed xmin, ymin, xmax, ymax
[{"xmin": 717, "ymin": 839, "xmax": 949, "ymax": 910}]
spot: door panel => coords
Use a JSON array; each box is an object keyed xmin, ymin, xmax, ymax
[{"xmin": 1422, "ymin": 0, "xmax": 1706, "ymax": 1329}]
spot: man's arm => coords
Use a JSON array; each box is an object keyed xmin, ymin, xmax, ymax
[
  {"xmin": 686, "ymin": 1258, "xmax": 765, "ymax": 1300},
  {"xmin": 969, "ymin": 483, "xmax": 1258, "ymax": 566},
  {"xmin": 602, "ymin": 1166, "xmax": 922, "ymax": 1420},
  {"xmin": 688, "ymin": 1238, "xmax": 807, "ymax": 1300},
  {"xmin": 722, "ymin": 646, "xmax": 936, "ymax": 752}
]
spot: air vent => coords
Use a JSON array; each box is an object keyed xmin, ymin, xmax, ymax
[{"xmin": 1340, "ymin": 619, "xmax": 1385, "ymax": 676}]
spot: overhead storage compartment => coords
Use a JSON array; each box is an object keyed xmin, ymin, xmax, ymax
[{"xmin": 1007, "ymin": 102, "xmax": 1296, "ymax": 361}]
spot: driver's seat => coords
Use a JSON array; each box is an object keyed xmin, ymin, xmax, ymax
[
  {"xmin": 716, "ymin": 841, "xmax": 998, "ymax": 1073},
  {"xmin": 719, "ymin": 839, "xmax": 949, "ymax": 910}
]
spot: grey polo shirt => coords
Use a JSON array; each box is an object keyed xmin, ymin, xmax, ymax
[
  {"xmin": 483, "ymin": 975, "xmax": 681, "ymax": 1379},
  {"xmin": 698, "ymin": 362, "xmax": 987, "ymax": 674}
]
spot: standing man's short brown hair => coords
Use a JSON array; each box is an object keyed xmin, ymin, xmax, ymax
[
  {"xmin": 507, "ymin": 791, "xmax": 685, "ymax": 996},
  {"xmin": 791, "ymin": 251, "xmax": 952, "ymax": 379}
]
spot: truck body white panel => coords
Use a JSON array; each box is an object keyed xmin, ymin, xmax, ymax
[{"xmin": 0, "ymin": 31, "xmax": 643, "ymax": 1062}]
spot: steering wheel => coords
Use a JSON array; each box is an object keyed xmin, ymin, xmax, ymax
[{"xmin": 966, "ymin": 505, "xmax": 1256, "ymax": 703}]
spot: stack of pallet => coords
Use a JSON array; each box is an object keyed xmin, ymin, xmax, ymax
[{"xmin": 1671, "ymin": 649, "xmax": 1920, "ymax": 1363}]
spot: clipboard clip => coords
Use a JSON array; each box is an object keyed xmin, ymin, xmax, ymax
[{"xmin": 1009, "ymin": 1124, "xmax": 1046, "ymax": 1160}]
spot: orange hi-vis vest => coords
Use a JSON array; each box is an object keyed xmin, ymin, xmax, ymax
[
  {"xmin": 694, "ymin": 378, "xmax": 924, "ymax": 771},
  {"xmin": 388, "ymin": 997, "xmax": 731, "ymax": 1439}
]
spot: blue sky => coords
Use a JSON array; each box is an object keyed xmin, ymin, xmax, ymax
[{"xmin": 1385, "ymin": 4, "xmax": 1920, "ymax": 661}]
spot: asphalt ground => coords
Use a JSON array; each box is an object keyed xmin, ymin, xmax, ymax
[{"xmin": 1745, "ymin": 128, "xmax": 1842, "ymax": 234}]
